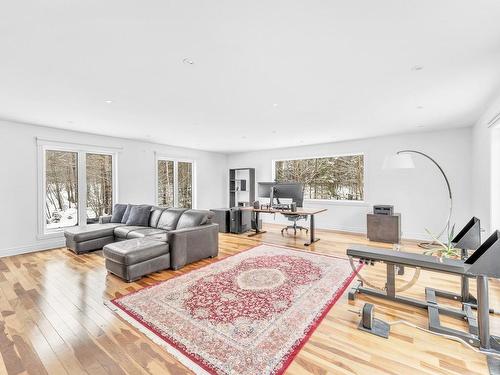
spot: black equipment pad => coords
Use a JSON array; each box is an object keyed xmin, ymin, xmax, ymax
[{"xmin": 347, "ymin": 245, "xmax": 469, "ymax": 275}]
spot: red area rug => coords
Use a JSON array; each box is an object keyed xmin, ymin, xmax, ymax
[{"xmin": 109, "ymin": 244, "xmax": 358, "ymax": 375}]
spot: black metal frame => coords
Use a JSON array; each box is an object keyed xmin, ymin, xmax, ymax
[{"xmin": 248, "ymin": 210, "xmax": 321, "ymax": 246}]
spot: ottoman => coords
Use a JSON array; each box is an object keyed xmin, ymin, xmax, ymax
[
  {"xmin": 103, "ymin": 238, "xmax": 170, "ymax": 282},
  {"xmin": 64, "ymin": 223, "xmax": 123, "ymax": 254}
]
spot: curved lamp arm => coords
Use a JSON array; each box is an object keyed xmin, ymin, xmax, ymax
[{"xmin": 397, "ymin": 150, "xmax": 453, "ymax": 239}]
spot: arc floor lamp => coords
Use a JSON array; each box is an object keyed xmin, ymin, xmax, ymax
[{"xmin": 383, "ymin": 150, "xmax": 453, "ymax": 243}]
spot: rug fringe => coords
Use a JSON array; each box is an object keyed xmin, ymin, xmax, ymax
[{"xmin": 104, "ymin": 300, "xmax": 210, "ymax": 375}]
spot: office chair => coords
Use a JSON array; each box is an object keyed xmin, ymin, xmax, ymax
[{"xmin": 281, "ymin": 214, "xmax": 308, "ymax": 236}]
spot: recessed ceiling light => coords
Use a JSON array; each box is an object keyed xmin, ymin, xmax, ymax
[
  {"xmin": 104, "ymin": 100, "xmax": 113, "ymax": 104},
  {"xmin": 412, "ymin": 65, "xmax": 424, "ymax": 71},
  {"xmin": 273, "ymin": 103, "xmax": 279, "ymax": 108},
  {"xmin": 183, "ymin": 58, "xmax": 194, "ymax": 65},
  {"xmin": 417, "ymin": 105, "xmax": 424, "ymax": 109}
]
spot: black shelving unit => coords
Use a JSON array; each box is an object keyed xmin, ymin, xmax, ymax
[{"xmin": 229, "ymin": 168, "xmax": 255, "ymax": 207}]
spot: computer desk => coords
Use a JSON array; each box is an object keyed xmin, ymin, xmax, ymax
[{"xmin": 241, "ymin": 207, "xmax": 327, "ymax": 246}]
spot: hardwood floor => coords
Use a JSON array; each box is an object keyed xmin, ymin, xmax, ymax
[{"xmin": 0, "ymin": 224, "xmax": 498, "ymax": 374}]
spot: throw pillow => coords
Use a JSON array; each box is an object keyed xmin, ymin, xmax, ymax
[
  {"xmin": 126, "ymin": 205, "xmax": 153, "ymax": 226},
  {"xmin": 110, "ymin": 204, "xmax": 128, "ymax": 223},
  {"xmin": 121, "ymin": 204, "xmax": 134, "ymax": 224}
]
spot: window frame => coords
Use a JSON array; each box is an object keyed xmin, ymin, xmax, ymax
[
  {"xmin": 154, "ymin": 153, "xmax": 197, "ymax": 209},
  {"xmin": 271, "ymin": 152, "xmax": 366, "ymax": 205},
  {"xmin": 37, "ymin": 138, "xmax": 119, "ymax": 239}
]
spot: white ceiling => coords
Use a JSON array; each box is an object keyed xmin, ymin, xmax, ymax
[{"xmin": 1, "ymin": 0, "xmax": 500, "ymax": 153}]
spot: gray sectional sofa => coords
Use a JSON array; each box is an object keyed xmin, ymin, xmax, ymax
[{"xmin": 64, "ymin": 205, "xmax": 218, "ymax": 281}]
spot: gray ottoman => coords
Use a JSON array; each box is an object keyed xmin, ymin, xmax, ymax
[{"xmin": 103, "ymin": 238, "xmax": 170, "ymax": 282}]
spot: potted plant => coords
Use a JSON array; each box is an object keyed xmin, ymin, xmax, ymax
[{"xmin": 423, "ymin": 224, "xmax": 461, "ymax": 260}]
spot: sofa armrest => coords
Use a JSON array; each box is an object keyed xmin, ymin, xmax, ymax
[
  {"xmin": 99, "ymin": 215, "xmax": 112, "ymax": 224},
  {"xmin": 167, "ymin": 223, "xmax": 219, "ymax": 270}
]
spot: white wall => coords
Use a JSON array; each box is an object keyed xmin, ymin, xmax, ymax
[
  {"xmin": 472, "ymin": 92, "xmax": 500, "ymax": 234},
  {"xmin": 0, "ymin": 120, "xmax": 228, "ymax": 256},
  {"xmin": 491, "ymin": 128, "xmax": 500, "ymax": 231},
  {"xmin": 228, "ymin": 128, "xmax": 473, "ymax": 240}
]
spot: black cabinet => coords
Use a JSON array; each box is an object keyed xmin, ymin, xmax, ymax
[{"xmin": 210, "ymin": 209, "xmax": 231, "ymax": 233}]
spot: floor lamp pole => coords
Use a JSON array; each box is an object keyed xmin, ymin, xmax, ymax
[{"xmin": 397, "ymin": 150, "xmax": 453, "ymax": 241}]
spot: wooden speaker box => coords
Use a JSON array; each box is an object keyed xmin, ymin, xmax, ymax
[{"xmin": 367, "ymin": 213, "xmax": 401, "ymax": 244}]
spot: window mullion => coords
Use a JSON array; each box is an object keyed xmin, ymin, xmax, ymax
[
  {"xmin": 78, "ymin": 151, "xmax": 87, "ymax": 227},
  {"xmin": 173, "ymin": 161, "xmax": 179, "ymax": 207}
]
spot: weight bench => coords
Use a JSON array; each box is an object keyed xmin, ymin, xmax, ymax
[{"xmin": 347, "ymin": 228, "xmax": 500, "ymax": 355}]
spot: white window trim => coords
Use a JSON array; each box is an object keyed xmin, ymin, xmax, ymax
[
  {"xmin": 271, "ymin": 152, "xmax": 366, "ymax": 205},
  {"xmin": 154, "ymin": 153, "xmax": 197, "ymax": 209},
  {"xmin": 37, "ymin": 138, "xmax": 119, "ymax": 239}
]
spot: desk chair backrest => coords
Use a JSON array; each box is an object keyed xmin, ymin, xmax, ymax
[
  {"xmin": 465, "ymin": 230, "xmax": 500, "ymax": 278},
  {"xmin": 282, "ymin": 213, "xmax": 307, "ymax": 221}
]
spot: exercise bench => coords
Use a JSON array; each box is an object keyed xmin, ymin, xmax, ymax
[{"xmin": 347, "ymin": 228, "xmax": 500, "ymax": 355}]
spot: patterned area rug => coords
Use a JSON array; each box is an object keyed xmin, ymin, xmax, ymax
[{"xmin": 108, "ymin": 244, "xmax": 358, "ymax": 375}]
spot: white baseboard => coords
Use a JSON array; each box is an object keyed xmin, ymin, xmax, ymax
[
  {"xmin": 0, "ymin": 238, "xmax": 66, "ymax": 258},
  {"xmin": 265, "ymin": 219, "xmax": 432, "ymax": 242}
]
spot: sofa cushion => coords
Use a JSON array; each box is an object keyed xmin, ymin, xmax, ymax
[
  {"xmin": 176, "ymin": 209, "xmax": 212, "ymax": 230},
  {"xmin": 127, "ymin": 228, "xmax": 167, "ymax": 239},
  {"xmin": 149, "ymin": 207, "xmax": 165, "ymax": 227},
  {"xmin": 126, "ymin": 205, "xmax": 152, "ymax": 226},
  {"xmin": 110, "ymin": 204, "xmax": 128, "ymax": 223},
  {"xmin": 114, "ymin": 225, "xmax": 146, "ymax": 239},
  {"xmin": 65, "ymin": 223, "xmax": 124, "ymax": 242},
  {"xmin": 103, "ymin": 238, "xmax": 169, "ymax": 265},
  {"xmin": 156, "ymin": 208, "xmax": 187, "ymax": 230},
  {"xmin": 121, "ymin": 204, "xmax": 134, "ymax": 224}
]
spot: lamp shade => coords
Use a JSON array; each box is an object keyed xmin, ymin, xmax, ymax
[{"xmin": 382, "ymin": 153, "xmax": 415, "ymax": 169}]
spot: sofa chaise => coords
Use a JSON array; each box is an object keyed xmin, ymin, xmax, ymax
[{"xmin": 64, "ymin": 204, "xmax": 218, "ymax": 281}]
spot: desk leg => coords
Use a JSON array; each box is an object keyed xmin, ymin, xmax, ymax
[
  {"xmin": 304, "ymin": 214, "xmax": 320, "ymax": 246},
  {"xmin": 248, "ymin": 211, "xmax": 267, "ymax": 237}
]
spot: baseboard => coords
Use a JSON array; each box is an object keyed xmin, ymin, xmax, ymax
[
  {"xmin": 264, "ymin": 220, "xmax": 433, "ymax": 243},
  {"xmin": 0, "ymin": 238, "xmax": 66, "ymax": 258}
]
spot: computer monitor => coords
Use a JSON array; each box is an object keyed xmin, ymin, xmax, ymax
[
  {"xmin": 257, "ymin": 182, "xmax": 276, "ymax": 198},
  {"xmin": 257, "ymin": 182, "xmax": 304, "ymax": 207},
  {"xmin": 273, "ymin": 183, "xmax": 304, "ymax": 207}
]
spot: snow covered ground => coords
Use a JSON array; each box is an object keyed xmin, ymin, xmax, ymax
[{"xmin": 46, "ymin": 207, "xmax": 78, "ymax": 229}]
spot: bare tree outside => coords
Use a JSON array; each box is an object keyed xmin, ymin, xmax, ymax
[
  {"xmin": 86, "ymin": 153, "xmax": 113, "ymax": 223},
  {"xmin": 45, "ymin": 150, "xmax": 79, "ymax": 228},
  {"xmin": 178, "ymin": 161, "xmax": 192, "ymax": 208},
  {"xmin": 158, "ymin": 160, "xmax": 174, "ymax": 207},
  {"xmin": 275, "ymin": 155, "xmax": 364, "ymax": 200}
]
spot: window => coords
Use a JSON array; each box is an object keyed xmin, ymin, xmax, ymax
[
  {"xmin": 45, "ymin": 150, "xmax": 79, "ymax": 229},
  {"xmin": 157, "ymin": 160, "xmax": 174, "ymax": 207},
  {"xmin": 157, "ymin": 158, "xmax": 194, "ymax": 208},
  {"xmin": 177, "ymin": 161, "xmax": 193, "ymax": 208},
  {"xmin": 274, "ymin": 154, "xmax": 364, "ymax": 201},
  {"xmin": 86, "ymin": 153, "xmax": 113, "ymax": 223},
  {"xmin": 39, "ymin": 140, "xmax": 117, "ymax": 235}
]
